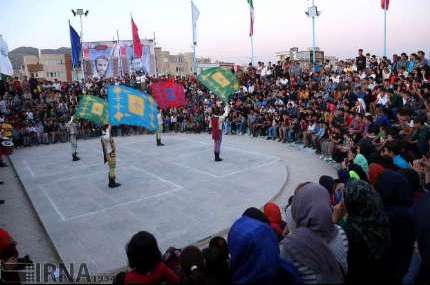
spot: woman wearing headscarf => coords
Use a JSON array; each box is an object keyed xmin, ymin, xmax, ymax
[
  {"xmin": 263, "ymin": 202, "xmax": 285, "ymax": 240},
  {"xmin": 280, "ymin": 183, "xmax": 348, "ymax": 284},
  {"xmin": 368, "ymin": 163, "xmax": 384, "ymax": 186},
  {"xmin": 228, "ymin": 208, "xmax": 301, "ymax": 285},
  {"xmin": 374, "ymin": 170, "xmax": 415, "ymax": 285},
  {"xmin": 344, "ymin": 180, "xmax": 391, "ymax": 285}
]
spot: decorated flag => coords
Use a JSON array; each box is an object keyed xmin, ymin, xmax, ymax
[
  {"xmin": 131, "ymin": 17, "xmax": 142, "ymax": 58},
  {"xmin": 108, "ymin": 85, "xmax": 159, "ymax": 131},
  {"xmin": 247, "ymin": 0, "xmax": 254, "ymax": 36},
  {"xmin": 69, "ymin": 23, "xmax": 81, "ymax": 68},
  {"xmin": 198, "ymin": 67, "xmax": 240, "ymax": 102},
  {"xmin": 151, "ymin": 80, "xmax": 187, "ymax": 109},
  {"xmin": 191, "ymin": 1, "xmax": 200, "ymax": 45},
  {"xmin": 381, "ymin": 0, "xmax": 390, "ymax": 10},
  {"xmin": 75, "ymin": 95, "xmax": 108, "ymax": 125}
]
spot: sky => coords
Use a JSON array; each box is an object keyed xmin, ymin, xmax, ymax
[{"xmin": 1, "ymin": 0, "xmax": 430, "ymax": 64}]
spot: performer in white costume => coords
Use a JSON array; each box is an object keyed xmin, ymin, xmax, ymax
[
  {"xmin": 101, "ymin": 125, "xmax": 121, "ymax": 188},
  {"xmin": 66, "ymin": 116, "xmax": 80, "ymax": 161}
]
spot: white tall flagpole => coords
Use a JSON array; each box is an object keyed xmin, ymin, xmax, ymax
[
  {"xmin": 191, "ymin": 1, "xmax": 199, "ymax": 75},
  {"xmin": 384, "ymin": 0, "xmax": 387, "ymax": 57},
  {"xmin": 248, "ymin": 0, "xmax": 255, "ymax": 66},
  {"xmin": 117, "ymin": 29, "xmax": 123, "ymax": 79}
]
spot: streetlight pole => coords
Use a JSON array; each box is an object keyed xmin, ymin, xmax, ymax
[
  {"xmin": 71, "ymin": 9, "xmax": 89, "ymax": 81},
  {"xmin": 306, "ymin": 0, "xmax": 320, "ymax": 69}
]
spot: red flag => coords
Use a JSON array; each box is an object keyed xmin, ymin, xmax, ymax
[
  {"xmin": 381, "ymin": 0, "xmax": 389, "ymax": 10},
  {"xmin": 131, "ymin": 18, "xmax": 142, "ymax": 58},
  {"xmin": 151, "ymin": 80, "xmax": 187, "ymax": 109}
]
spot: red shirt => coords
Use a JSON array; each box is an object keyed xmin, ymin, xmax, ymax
[
  {"xmin": 124, "ymin": 262, "xmax": 180, "ymax": 285},
  {"xmin": 211, "ymin": 117, "xmax": 221, "ymax": 140}
]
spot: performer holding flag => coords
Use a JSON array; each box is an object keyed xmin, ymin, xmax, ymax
[
  {"xmin": 211, "ymin": 104, "xmax": 230, "ymax": 162},
  {"xmin": 66, "ymin": 116, "xmax": 80, "ymax": 161},
  {"xmin": 156, "ymin": 109, "xmax": 164, "ymax": 146},
  {"xmin": 101, "ymin": 125, "xmax": 121, "ymax": 188}
]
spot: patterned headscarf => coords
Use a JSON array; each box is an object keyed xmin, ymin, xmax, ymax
[{"xmin": 345, "ymin": 180, "xmax": 391, "ymax": 261}]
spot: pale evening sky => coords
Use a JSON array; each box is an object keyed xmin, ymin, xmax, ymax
[{"xmin": 1, "ymin": 0, "xmax": 429, "ymax": 64}]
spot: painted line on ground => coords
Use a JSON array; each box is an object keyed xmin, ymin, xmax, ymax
[
  {"xmin": 22, "ymin": 160, "xmax": 35, "ymax": 177},
  {"xmin": 41, "ymin": 187, "xmax": 67, "ymax": 222},
  {"xmin": 129, "ymin": 165, "xmax": 184, "ymax": 190},
  {"xmin": 64, "ymin": 187, "xmax": 183, "ymax": 222},
  {"xmin": 218, "ymin": 159, "xmax": 282, "ymax": 178}
]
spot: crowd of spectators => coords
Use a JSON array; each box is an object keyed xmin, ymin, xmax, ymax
[{"xmin": 1, "ymin": 48, "xmax": 430, "ymax": 284}]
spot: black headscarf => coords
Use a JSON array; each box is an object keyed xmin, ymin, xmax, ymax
[{"xmin": 345, "ymin": 180, "xmax": 390, "ymax": 261}]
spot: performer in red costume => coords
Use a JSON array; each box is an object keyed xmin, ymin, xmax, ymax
[{"xmin": 211, "ymin": 104, "xmax": 230, "ymax": 162}]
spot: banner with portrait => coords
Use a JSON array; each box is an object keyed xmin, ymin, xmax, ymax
[{"xmin": 82, "ymin": 39, "xmax": 155, "ymax": 79}]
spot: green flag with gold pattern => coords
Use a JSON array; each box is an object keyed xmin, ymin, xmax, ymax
[
  {"xmin": 75, "ymin": 95, "xmax": 108, "ymax": 125},
  {"xmin": 197, "ymin": 67, "xmax": 240, "ymax": 102}
]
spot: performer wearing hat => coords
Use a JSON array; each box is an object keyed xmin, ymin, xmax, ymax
[
  {"xmin": 101, "ymin": 125, "xmax": 121, "ymax": 188},
  {"xmin": 66, "ymin": 116, "xmax": 80, "ymax": 161},
  {"xmin": 211, "ymin": 104, "xmax": 230, "ymax": 162},
  {"xmin": 156, "ymin": 109, "xmax": 164, "ymax": 146}
]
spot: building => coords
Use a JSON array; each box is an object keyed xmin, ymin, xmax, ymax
[
  {"xmin": 21, "ymin": 52, "xmax": 72, "ymax": 82},
  {"xmin": 276, "ymin": 47, "xmax": 325, "ymax": 67},
  {"xmin": 154, "ymin": 47, "xmax": 211, "ymax": 76}
]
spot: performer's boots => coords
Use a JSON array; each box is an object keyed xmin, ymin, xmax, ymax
[
  {"xmin": 156, "ymin": 138, "xmax": 164, "ymax": 146},
  {"xmin": 0, "ymin": 160, "xmax": 7, "ymax": 167},
  {"xmin": 214, "ymin": 152, "xmax": 223, "ymax": 162},
  {"xmin": 108, "ymin": 175, "xmax": 121, "ymax": 188},
  {"xmin": 72, "ymin": 153, "xmax": 80, "ymax": 161}
]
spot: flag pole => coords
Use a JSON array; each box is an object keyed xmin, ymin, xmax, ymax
[
  {"xmin": 312, "ymin": 0, "xmax": 316, "ymax": 67},
  {"xmin": 191, "ymin": 1, "xmax": 197, "ymax": 75},
  {"xmin": 117, "ymin": 29, "xmax": 123, "ymax": 79},
  {"xmin": 250, "ymin": 35, "xmax": 254, "ymax": 66},
  {"xmin": 79, "ymin": 13, "xmax": 86, "ymax": 81},
  {"xmin": 384, "ymin": 1, "xmax": 387, "ymax": 57},
  {"xmin": 248, "ymin": 0, "xmax": 255, "ymax": 66},
  {"xmin": 153, "ymin": 32, "xmax": 158, "ymax": 77}
]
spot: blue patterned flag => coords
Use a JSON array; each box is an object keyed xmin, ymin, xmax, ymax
[{"xmin": 107, "ymin": 85, "xmax": 159, "ymax": 131}]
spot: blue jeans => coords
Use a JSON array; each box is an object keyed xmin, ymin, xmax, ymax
[
  {"xmin": 239, "ymin": 122, "xmax": 247, "ymax": 135},
  {"xmin": 267, "ymin": 127, "xmax": 277, "ymax": 139},
  {"xmin": 287, "ymin": 130, "xmax": 295, "ymax": 142},
  {"xmin": 223, "ymin": 121, "xmax": 231, "ymax": 135}
]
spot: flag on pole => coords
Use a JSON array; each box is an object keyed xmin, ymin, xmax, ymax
[
  {"xmin": 108, "ymin": 85, "xmax": 159, "ymax": 131},
  {"xmin": 75, "ymin": 95, "xmax": 109, "ymax": 125},
  {"xmin": 381, "ymin": 0, "xmax": 390, "ymax": 10},
  {"xmin": 151, "ymin": 80, "xmax": 187, "ymax": 109},
  {"xmin": 247, "ymin": 0, "xmax": 255, "ymax": 36},
  {"xmin": 69, "ymin": 24, "xmax": 81, "ymax": 69},
  {"xmin": 191, "ymin": 1, "xmax": 200, "ymax": 45},
  {"xmin": 131, "ymin": 17, "xmax": 142, "ymax": 58},
  {"xmin": 198, "ymin": 67, "xmax": 240, "ymax": 102}
]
